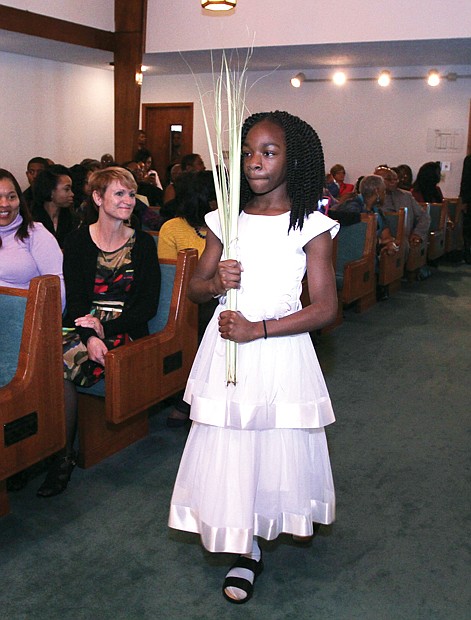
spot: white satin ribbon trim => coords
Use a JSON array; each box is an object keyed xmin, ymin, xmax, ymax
[
  {"xmin": 187, "ymin": 393, "xmax": 335, "ymax": 430},
  {"xmin": 169, "ymin": 501, "xmax": 335, "ymax": 554}
]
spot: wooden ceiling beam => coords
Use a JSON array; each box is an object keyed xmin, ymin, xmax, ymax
[{"xmin": 0, "ymin": 4, "xmax": 114, "ymax": 51}]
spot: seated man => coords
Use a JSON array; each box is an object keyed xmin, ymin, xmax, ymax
[
  {"xmin": 180, "ymin": 153, "xmax": 206, "ymax": 173},
  {"xmin": 23, "ymin": 156, "xmax": 48, "ymax": 209},
  {"xmin": 123, "ymin": 160, "xmax": 163, "ymax": 208},
  {"xmin": 374, "ymin": 166, "xmax": 431, "ymax": 252}
]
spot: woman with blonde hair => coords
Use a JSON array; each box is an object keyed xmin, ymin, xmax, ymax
[{"xmin": 37, "ymin": 167, "xmax": 160, "ymax": 498}]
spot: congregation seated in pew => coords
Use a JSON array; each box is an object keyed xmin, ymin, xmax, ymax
[{"xmin": 330, "ymin": 174, "xmax": 399, "ymax": 300}]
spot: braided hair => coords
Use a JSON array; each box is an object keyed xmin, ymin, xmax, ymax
[{"xmin": 240, "ymin": 111, "xmax": 325, "ymax": 231}]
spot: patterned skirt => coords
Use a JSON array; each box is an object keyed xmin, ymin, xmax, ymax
[{"xmin": 63, "ymin": 302, "xmax": 125, "ymax": 387}]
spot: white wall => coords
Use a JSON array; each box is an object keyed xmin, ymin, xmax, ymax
[
  {"xmin": 147, "ymin": 0, "xmax": 471, "ymax": 52},
  {"xmin": 2, "ymin": 0, "xmax": 114, "ymax": 30},
  {"xmin": 142, "ymin": 65, "xmax": 471, "ymax": 196},
  {"xmin": 0, "ymin": 52, "xmax": 114, "ymax": 189}
]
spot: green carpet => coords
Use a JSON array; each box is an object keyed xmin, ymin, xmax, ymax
[{"xmin": 1, "ymin": 263, "xmax": 469, "ymax": 620}]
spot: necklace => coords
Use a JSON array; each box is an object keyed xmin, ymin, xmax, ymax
[
  {"xmin": 93, "ymin": 224, "xmax": 130, "ymax": 262},
  {"xmin": 100, "ymin": 247, "xmax": 120, "ymax": 263},
  {"xmin": 193, "ymin": 226, "xmax": 207, "ymax": 239}
]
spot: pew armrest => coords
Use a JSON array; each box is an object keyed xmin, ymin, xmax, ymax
[
  {"xmin": 103, "ymin": 248, "xmax": 198, "ymax": 424},
  {"xmin": 424, "ymin": 202, "xmax": 448, "ymax": 261},
  {"xmin": 445, "ymin": 198, "xmax": 465, "ymax": 253},
  {"xmin": 379, "ymin": 208, "xmax": 407, "ymax": 287}
]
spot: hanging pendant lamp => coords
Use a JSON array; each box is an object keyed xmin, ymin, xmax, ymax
[{"xmin": 201, "ymin": 1, "xmax": 237, "ymax": 11}]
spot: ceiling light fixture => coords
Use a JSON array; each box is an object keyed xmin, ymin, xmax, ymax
[
  {"xmin": 290, "ymin": 72, "xmax": 306, "ymax": 88},
  {"xmin": 290, "ymin": 70, "xmax": 471, "ymax": 88},
  {"xmin": 427, "ymin": 69, "xmax": 440, "ymax": 87},
  {"xmin": 332, "ymin": 71, "xmax": 347, "ymax": 86},
  {"xmin": 201, "ymin": 0, "xmax": 237, "ymax": 10},
  {"xmin": 378, "ymin": 70, "xmax": 391, "ymax": 87}
]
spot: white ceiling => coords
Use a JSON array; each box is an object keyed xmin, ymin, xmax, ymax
[{"xmin": 1, "ymin": 29, "xmax": 470, "ymax": 75}]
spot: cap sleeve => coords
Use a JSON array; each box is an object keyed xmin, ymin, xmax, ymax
[
  {"xmin": 300, "ymin": 211, "xmax": 339, "ymax": 245},
  {"xmin": 204, "ymin": 210, "xmax": 222, "ymax": 241}
]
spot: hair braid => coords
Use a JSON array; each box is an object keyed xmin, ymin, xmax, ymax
[{"xmin": 240, "ymin": 110, "xmax": 325, "ymax": 231}]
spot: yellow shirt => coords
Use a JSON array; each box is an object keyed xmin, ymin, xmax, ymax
[{"xmin": 157, "ymin": 217, "xmax": 206, "ymax": 261}]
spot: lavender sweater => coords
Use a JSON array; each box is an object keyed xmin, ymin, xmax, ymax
[{"xmin": 0, "ymin": 214, "xmax": 65, "ymax": 310}]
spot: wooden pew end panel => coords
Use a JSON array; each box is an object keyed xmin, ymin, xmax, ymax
[{"xmin": 77, "ymin": 396, "xmax": 148, "ymax": 469}]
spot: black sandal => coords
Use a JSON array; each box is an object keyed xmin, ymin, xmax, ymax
[
  {"xmin": 36, "ymin": 453, "xmax": 76, "ymax": 498},
  {"xmin": 222, "ymin": 553, "xmax": 264, "ymax": 605}
]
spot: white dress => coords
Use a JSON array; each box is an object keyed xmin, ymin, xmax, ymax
[{"xmin": 169, "ymin": 210, "xmax": 339, "ymax": 554}]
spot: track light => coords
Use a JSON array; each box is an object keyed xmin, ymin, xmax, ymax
[
  {"xmin": 378, "ymin": 70, "xmax": 391, "ymax": 87},
  {"xmin": 427, "ymin": 70, "xmax": 440, "ymax": 86},
  {"xmin": 290, "ymin": 72, "xmax": 306, "ymax": 88},
  {"xmin": 290, "ymin": 69, "xmax": 471, "ymax": 88},
  {"xmin": 332, "ymin": 71, "xmax": 347, "ymax": 86}
]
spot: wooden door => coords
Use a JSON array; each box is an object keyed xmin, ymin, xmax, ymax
[{"xmin": 142, "ymin": 103, "xmax": 194, "ymax": 186}]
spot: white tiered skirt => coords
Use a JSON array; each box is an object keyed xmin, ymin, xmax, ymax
[
  {"xmin": 169, "ymin": 422, "xmax": 335, "ymax": 554},
  {"xmin": 168, "ymin": 306, "xmax": 336, "ymax": 554}
]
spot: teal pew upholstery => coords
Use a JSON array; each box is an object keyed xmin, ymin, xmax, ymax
[{"xmin": 336, "ymin": 213, "xmax": 376, "ymax": 311}]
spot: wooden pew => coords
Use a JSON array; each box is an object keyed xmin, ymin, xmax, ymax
[
  {"xmin": 444, "ymin": 198, "xmax": 465, "ymax": 255},
  {"xmin": 0, "ymin": 276, "xmax": 65, "ymax": 516},
  {"xmin": 424, "ymin": 201, "xmax": 448, "ymax": 262},
  {"xmin": 335, "ymin": 213, "xmax": 377, "ymax": 314},
  {"xmin": 378, "ymin": 208, "xmax": 407, "ymax": 295},
  {"xmin": 76, "ymin": 248, "xmax": 198, "ymax": 468},
  {"xmin": 405, "ymin": 205, "xmax": 428, "ymax": 279}
]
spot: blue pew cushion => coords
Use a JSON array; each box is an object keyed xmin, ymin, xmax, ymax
[
  {"xmin": 148, "ymin": 262, "xmax": 176, "ymax": 334},
  {"xmin": 335, "ymin": 222, "xmax": 368, "ymax": 289},
  {"xmin": 0, "ymin": 295, "xmax": 27, "ymax": 387},
  {"xmin": 77, "ymin": 262, "xmax": 176, "ymax": 398}
]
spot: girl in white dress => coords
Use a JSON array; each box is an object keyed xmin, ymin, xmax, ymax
[{"xmin": 169, "ymin": 111, "xmax": 339, "ymax": 604}]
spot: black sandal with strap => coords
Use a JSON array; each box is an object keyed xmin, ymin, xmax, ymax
[{"xmin": 222, "ymin": 554, "xmax": 264, "ymax": 605}]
